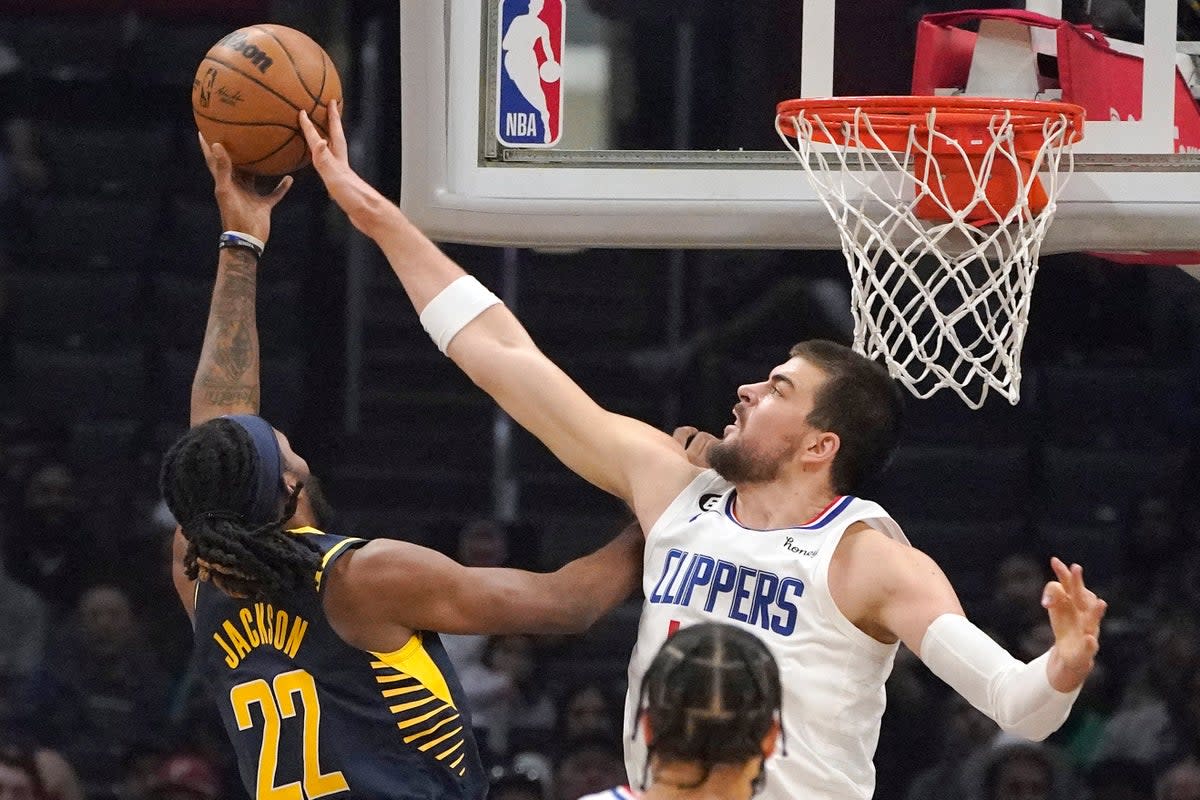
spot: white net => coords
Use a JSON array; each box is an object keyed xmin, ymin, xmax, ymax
[{"xmin": 776, "ymin": 101, "xmax": 1078, "ymax": 408}]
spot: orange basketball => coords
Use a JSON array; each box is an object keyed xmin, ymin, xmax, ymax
[{"xmin": 192, "ymin": 24, "xmax": 342, "ymax": 176}]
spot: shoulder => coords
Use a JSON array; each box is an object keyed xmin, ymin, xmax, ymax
[
  {"xmin": 325, "ymin": 538, "xmax": 432, "ymax": 589},
  {"xmin": 831, "ymin": 523, "xmax": 943, "ymax": 603}
]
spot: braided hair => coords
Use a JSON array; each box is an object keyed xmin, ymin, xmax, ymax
[
  {"xmin": 160, "ymin": 418, "xmax": 322, "ymax": 601},
  {"xmin": 634, "ymin": 622, "xmax": 782, "ymax": 793}
]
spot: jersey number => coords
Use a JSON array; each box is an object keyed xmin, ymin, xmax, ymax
[{"xmin": 230, "ymin": 669, "xmax": 349, "ymax": 799}]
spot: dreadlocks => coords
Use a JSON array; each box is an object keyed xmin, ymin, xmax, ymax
[
  {"xmin": 635, "ymin": 622, "xmax": 783, "ymax": 792},
  {"xmin": 160, "ymin": 418, "xmax": 322, "ymax": 601}
]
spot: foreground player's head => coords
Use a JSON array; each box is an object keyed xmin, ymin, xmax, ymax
[
  {"xmin": 634, "ymin": 622, "xmax": 782, "ymax": 796},
  {"xmin": 708, "ymin": 339, "xmax": 903, "ymax": 495},
  {"xmin": 160, "ymin": 415, "xmax": 331, "ymax": 600}
]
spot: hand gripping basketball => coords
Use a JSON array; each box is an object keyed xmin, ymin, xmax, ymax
[{"xmin": 198, "ymin": 133, "xmax": 293, "ymax": 243}]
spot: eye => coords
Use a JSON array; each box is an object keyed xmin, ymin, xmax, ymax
[{"xmin": 769, "ymin": 384, "xmax": 782, "ymax": 396}]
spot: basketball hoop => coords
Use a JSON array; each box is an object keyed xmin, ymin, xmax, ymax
[{"xmin": 776, "ymin": 96, "xmax": 1084, "ymax": 408}]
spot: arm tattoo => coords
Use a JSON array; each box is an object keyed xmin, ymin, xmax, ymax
[{"xmin": 193, "ymin": 248, "xmax": 262, "ymax": 417}]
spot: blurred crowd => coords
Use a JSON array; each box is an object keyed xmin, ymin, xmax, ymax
[
  {"xmin": 3, "ymin": 435, "xmax": 1200, "ymax": 800},
  {"xmin": 1, "ymin": 1, "xmax": 1200, "ymax": 799}
]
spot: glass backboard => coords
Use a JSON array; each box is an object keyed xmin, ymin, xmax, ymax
[{"xmin": 399, "ymin": 0, "xmax": 1200, "ymax": 251}]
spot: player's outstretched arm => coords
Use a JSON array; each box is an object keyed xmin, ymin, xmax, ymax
[
  {"xmin": 174, "ymin": 135, "xmax": 293, "ymax": 619},
  {"xmin": 323, "ymin": 522, "xmax": 644, "ymax": 649},
  {"xmin": 190, "ymin": 133, "xmax": 292, "ymax": 427},
  {"xmin": 298, "ymin": 104, "xmax": 696, "ymax": 519},
  {"xmin": 837, "ymin": 529, "xmax": 1106, "ymax": 741}
]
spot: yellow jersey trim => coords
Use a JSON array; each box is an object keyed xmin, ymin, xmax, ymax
[
  {"xmin": 370, "ymin": 635, "xmax": 455, "ymax": 706},
  {"xmin": 313, "ymin": 537, "xmax": 362, "ymax": 592}
]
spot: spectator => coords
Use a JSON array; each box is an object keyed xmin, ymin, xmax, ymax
[
  {"xmin": 1, "ymin": 460, "xmax": 103, "ymax": 618},
  {"xmin": 1115, "ymin": 492, "xmax": 1187, "ymax": 617},
  {"xmin": 1084, "ymin": 758, "xmax": 1156, "ymax": 800},
  {"xmin": 143, "ymin": 754, "xmax": 219, "ymax": 800},
  {"xmin": 28, "ymin": 585, "xmax": 169, "ymax": 797},
  {"xmin": 1092, "ymin": 652, "xmax": 1200, "ymax": 773},
  {"xmin": 1158, "ymin": 758, "xmax": 1200, "ymax": 800},
  {"xmin": 0, "ymin": 515, "xmax": 46, "ymax": 684},
  {"xmin": 489, "ymin": 766, "xmax": 546, "ymax": 800},
  {"xmin": 554, "ymin": 735, "xmax": 627, "ymax": 800},
  {"xmin": 557, "ymin": 681, "xmax": 622, "ymax": 744},
  {"xmin": 1119, "ymin": 617, "xmax": 1200, "ymax": 711},
  {"xmin": 0, "ymin": 745, "xmax": 42, "ymax": 800},
  {"xmin": 906, "ymin": 692, "xmax": 998, "ymax": 800},
  {"xmin": 461, "ymin": 633, "xmax": 557, "ymax": 759},
  {"xmin": 980, "ymin": 553, "xmax": 1047, "ymax": 652},
  {"xmin": 969, "ymin": 736, "xmax": 1077, "ymax": 800}
]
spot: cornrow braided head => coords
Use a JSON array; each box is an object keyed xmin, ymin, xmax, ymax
[
  {"xmin": 634, "ymin": 622, "xmax": 782, "ymax": 792},
  {"xmin": 161, "ymin": 418, "xmax": 323, "ymax": 601}
]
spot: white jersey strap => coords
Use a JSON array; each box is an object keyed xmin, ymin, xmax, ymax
[{"xmin": 919, "ymin": 613, "xmax": 1080, "ymax": 741}]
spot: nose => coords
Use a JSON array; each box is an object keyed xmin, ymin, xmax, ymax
[{"xmin": 738, "ymin": 381, "xmax": 764, "ymax": 404}]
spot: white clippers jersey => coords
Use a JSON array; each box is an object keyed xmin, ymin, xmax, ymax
[{"xmin": 624, "ymin": 470, "xmax": 909, "ymax": 800}]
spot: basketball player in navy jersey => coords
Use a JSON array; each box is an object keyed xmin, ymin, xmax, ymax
[
  {"xmin": 163, "ymin": 134, "xmax": 642, "ymax": 800},
  {"xmin": 300, "ymin": 104, "xmax": 1107, "ymax": 800}
]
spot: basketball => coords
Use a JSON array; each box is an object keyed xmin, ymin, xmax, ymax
[{"xmin": 192, "ymin": 24, "xmax": 342, "ymax": 176}]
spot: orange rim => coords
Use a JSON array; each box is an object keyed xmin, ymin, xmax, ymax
[{"xmin": 777, "ymin": 95, "xmax": 1085, "ymax": 153}]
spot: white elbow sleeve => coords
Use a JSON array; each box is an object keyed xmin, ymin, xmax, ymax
[
  {"xmin": 419, "ymin": 276, "xmax": 502, "ymax": 354},
  {"xmin": 919, "ymin": 613, "xmax": 1080, "ymax": 741}
]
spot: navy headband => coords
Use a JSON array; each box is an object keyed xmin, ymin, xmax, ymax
[{"xmin": 224, "ymin": 414, "xmax": 285, "ymax": 526}]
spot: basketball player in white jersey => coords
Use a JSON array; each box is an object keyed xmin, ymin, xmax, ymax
[{"xmin": 299, "ymin": 103, "xmax": 1108, "ymax": 800}]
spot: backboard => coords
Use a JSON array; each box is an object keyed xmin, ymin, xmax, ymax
[{"xmin": 399, "ymin": 0, "xmax": 1200, "ymax": 252}]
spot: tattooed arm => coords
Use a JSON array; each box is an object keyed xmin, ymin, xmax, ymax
[{"xmin": 190, "ymin": 134, "xmax": 293, "ymax": 426}]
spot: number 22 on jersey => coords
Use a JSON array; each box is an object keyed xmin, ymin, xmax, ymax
[{"xmin": 230, "ymin": 669, "xmax": 349, "ymax": 799}]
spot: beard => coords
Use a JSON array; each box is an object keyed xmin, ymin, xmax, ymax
[
  {"xmin": 708, "ymin": 435, "xmax": 788, "ymax": 485},
  {"xmin": 301, "ymin": 474, "xmax": 337, "ymax": 530}
]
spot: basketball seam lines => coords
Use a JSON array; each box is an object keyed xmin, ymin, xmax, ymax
[
  {"xmin": 193, "ymin": 110, "xmax": 299, "ymax": 132},
  {"xmin": 249, "ymin": 25, "xmax": 322, "ymax": 105}
]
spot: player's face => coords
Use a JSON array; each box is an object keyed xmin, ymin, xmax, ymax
[
  {"xmin": 273, "ymin": 429, "xmax": 335, "ymax": 529},
  {"xmin": 708, "ymin": 357, "xmax": 828, "ymax": 484}
]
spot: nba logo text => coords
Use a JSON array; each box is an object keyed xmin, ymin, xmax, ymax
[{"xmin": 497, "ymin": 0, "xmax": 564, "ymax": 147}]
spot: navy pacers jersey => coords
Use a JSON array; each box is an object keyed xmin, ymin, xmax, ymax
[{"xmin": 193, "ymin": 528, "xmax": 486, "ymax": 800}]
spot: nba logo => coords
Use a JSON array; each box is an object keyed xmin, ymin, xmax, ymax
[{"xmin": 497, "ymin": 0, "xmax": 564, "ymax": 147}]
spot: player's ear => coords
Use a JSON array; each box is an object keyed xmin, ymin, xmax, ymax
[
  {"xmin": 641, "ymin": 715, "xmax": 655, "ymax": 746},
  {"xmin": 804, "ymin": 430, "xmax": 839, "ymax": 464},
  {"xmin": 760, "ymin": 718, "xmax": 782, "ymax": 758}
]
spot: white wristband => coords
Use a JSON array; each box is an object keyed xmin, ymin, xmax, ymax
[
  {"xmin": 419, "ymin": 276, "xmax": 502, "ymax": 354},
  {"xmin": 219, "ymin": 230, "xmax": 265, "ymax": 259},
  {"xmin": 919, "ymin": 613, "xmax": 1080, "ymax": 741}
]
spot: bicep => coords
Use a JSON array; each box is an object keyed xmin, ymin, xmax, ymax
[
  {"xmin": 337, "ymin": 542, "xmax": 566, "ymax": 636},
  {"xmin": 876, "ymin": 545, "xmax": 965, "ymax": 655}
]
